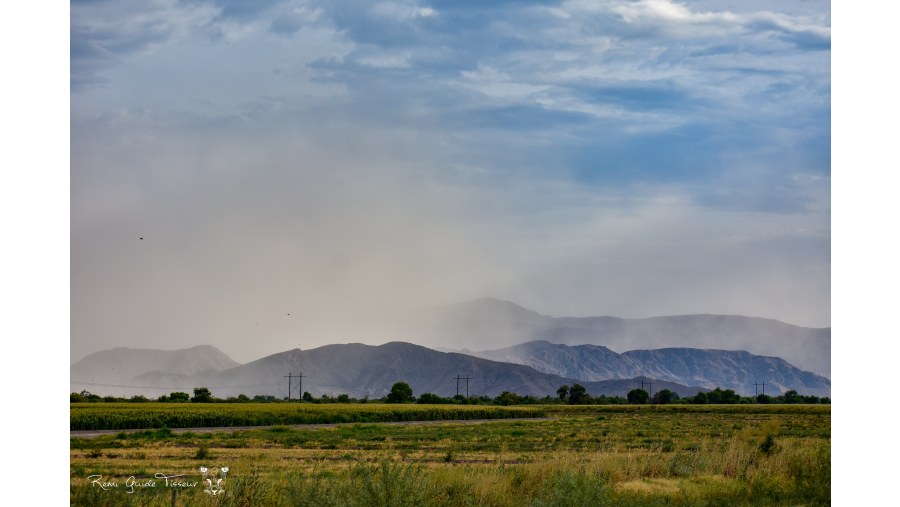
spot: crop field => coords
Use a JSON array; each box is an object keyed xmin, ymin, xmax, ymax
[
  {"xmin": 70, "ymin": 404, "xmax": 830, "ymax": 506},
  {"xmin": 70, "ymin": 403, "xmax": 546, "ymax": 431}
]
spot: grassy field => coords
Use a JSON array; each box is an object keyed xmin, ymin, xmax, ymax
[{"xmin": 70, "ymin": 404, "xmax": 830, "ymax": 506}]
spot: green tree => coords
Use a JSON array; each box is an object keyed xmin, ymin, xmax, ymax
[
  {"xmin": 417, "ymin": 392, "xmax": 446, "ymax": 404},
  {"xmin": 302, "ymin": 391, "xmax": 314, "ymax": 402},
  {"xmin": 706, "ymin": 388, "xmax": 740, "ymax": 404},
  {"xmin": 556, "ymin": 385, "xmax": 570, "ymax": 401},
  {"xmin": 191, "ymin": 387, "xmax": 213, "ymax": 403},
  {"xmin": 627, "ymin": 388, "xmax": 650, "ymax": 404},
  {"xmin": 783, "ymin": 390, "xmax": 802, "ymax": 404},
  {"xmin": 652, "ymin": 389, "xmax": 679, "ymax": 404},
  {"xmin": 568, "ymin": 384, "xmax": 589, "ymax": 404},
  {"xmin": 386, "ymin": 382, "xmax": 414, "ymax": 403},
  {"xmin": 494, "ymin": 391, "xmax": 522, "ymax": 405},
  {"xmin": 168, "ymin": 392, "xmax": 190, "ymax": 402}
]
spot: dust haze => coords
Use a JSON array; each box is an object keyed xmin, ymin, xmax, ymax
[
  {"xmin": 71, "ymin": 0, "xmax": 830, "ymax": 364},
  {"xmin": 72, "ymin": 114, "xmax": 828, "ymax": 364}
]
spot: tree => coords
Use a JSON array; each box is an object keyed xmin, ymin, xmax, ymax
[
  {"xmin": 557, "ymin": 385, "xmax": 570, "ymax": 401},
  {"xmin": 627, "ymin": 388, "xmax": 650, "ymax": 405},
  {"xmin": 417, "ymin": 392, "xmax": 446, "ymax": 404},
  {"xmin": 782, "ymin": 390, "xmax": 802, "ymax": 404},
  {"xmin": 191, "ymin": 387, "xmax": 213, "ymax": 403},
  {"xmin": 337, "ymin": 394, "xmax": 350, "ymax": 403},
  {"xmin": 168, "ymin": 392, "xmax": 190, "ymax": 402},
  {"xmin": 652, "ymin": 389, "xmax": 679, "ymax": 404},
  {"xmin": 494, "ymin": 391, "xmax": 522, "ymax": 406},
  {"xmin": 302, "ymin": 391, "xmax": 314, "ymax": 402},
  {"xmin": 706, "ymin": 388, "xmax": 740, "ymax": 404},
  {"xmin": 568, "ymin": 384, "xmax": 589, "ymax": 404},
  {"xmin": 386, "ymin": 381, "xmax": 414, "ymax": 403}
]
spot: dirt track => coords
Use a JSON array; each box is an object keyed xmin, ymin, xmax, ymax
[{"xmin": 70, "ymin": 417, "xmax": 548, "ymax": 439}]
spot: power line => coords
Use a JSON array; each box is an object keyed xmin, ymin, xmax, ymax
[{"xmin": 71, "ymin": 380, "xmax": 274, "ymax": 390}]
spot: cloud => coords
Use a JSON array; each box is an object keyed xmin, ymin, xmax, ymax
[
  {"xmin": 70, "ymin": 0, "xmax": 220, "ymax": 89},
  {"xmin": 563, "ymin": 0, "xmax": 829, "ymax": 48},
  {"xmin": 269, "ymin": 7, "xmax": 323, "ymax": 36},
  {"xmin": 70, "ymin": 0, "xmax": 830, "ymax": 360}
]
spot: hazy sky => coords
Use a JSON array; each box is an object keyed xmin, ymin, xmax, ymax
[{"xmin": 71, "ymin": 0, "xmax": 830, "ymax": 363}]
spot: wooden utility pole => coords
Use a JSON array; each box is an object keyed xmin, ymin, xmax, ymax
[
  {"xmin": 284, "ymin": 372, "xmax": 306, "ymax": 402},
  {"xmin": 755, "ymin": 382, "xmax": 767, "ymax": 397},
  {"xmin": 284, "ymin": 373, "xmax": 293, "ymax": 402}
]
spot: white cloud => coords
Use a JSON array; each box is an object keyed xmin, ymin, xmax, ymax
[
  {"xmin": 369, "ymin": 1, "xmax": 438, "ymax": 21},
  {"xmin": 562, "ymin": 0, "xmax": 829, "ymax": 42}
]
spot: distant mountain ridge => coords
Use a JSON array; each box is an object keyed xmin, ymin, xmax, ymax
[
  {"xmin": 474, "ymin": 341, "xmax": 830, "ymax": 397},
  {"xmin": 70, "ymin": 345, "xmax": 240, "ymax": 392},
  {"xmin": 73, "ymin": 342, "xmax": 707, "ymax": 399},
  {"xmin": 406, "ymin": 298, "xmax": 830, "ymax": 377}
]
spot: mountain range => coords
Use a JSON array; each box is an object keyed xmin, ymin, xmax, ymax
[
  {"xmin": 70, "ymin": 345, "xmax": 239, "ymax": 389},
  {"xmin": 71, "ymin": 340, "xmax": 829, "ymax": 399},
  {"xmin": 473, "ymin": 340, "xmax": 829, "ymax": 397},
  {"xmin": 71, "ymin": 298, "xmax": 830, "ymax": 398},
  {"xmin": 406, "ymin": 298, "xmax": 831, "ymax": 377}
]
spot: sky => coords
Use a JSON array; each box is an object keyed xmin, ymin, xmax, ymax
[{"xmin": 70, "ymin": 0, "xmax": 831, "ymax": 363}]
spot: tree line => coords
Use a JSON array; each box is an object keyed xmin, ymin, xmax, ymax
[{"xmin": 71, "ymin": 382, "xmax": 830, "ymax": 405}]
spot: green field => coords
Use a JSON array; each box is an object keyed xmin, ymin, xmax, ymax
[
  {"xmin": 70, "ymin": 404, "xmax": 830, "ymax": 506},
  {"xmin": 70, "ymin": 403, "xmax": 546, "ymax": 431}
]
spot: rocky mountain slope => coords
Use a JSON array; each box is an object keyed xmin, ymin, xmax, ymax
[
  {"xmin": 407, "ymin": 298, "xmax": 830, "ymax": 377},
  {"xmin": 474, "ymin": 341, "xmax": 830, "ymax": 396}
]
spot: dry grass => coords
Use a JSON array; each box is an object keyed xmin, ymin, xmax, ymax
[{"xmin": 71, "ymin": 406, "xmax": 830, "ymax": 506}]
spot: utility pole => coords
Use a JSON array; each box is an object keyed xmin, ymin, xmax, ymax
[
  {"xmin": 453, "ymin": 375, "xmax": 473, "ymax": 398},
  {"xmin": 297, "ymin": 373, "xmax": 306, "ymax": 403},
  {"xmin": 284, "ymin": 372, "xmax": 306, "ymax": 402},
  {"xmin": 639, "ymin": 379, "xmax": 652, "ymax": 395},
  {"xmin": 284, "ymin": 373, "xmax": 293, "ymax": 402},
  {"xmin": 754, "ymin": 382, "xmax": 766, "ymax": 396}
]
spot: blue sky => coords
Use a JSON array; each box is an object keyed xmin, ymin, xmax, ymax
[{"xmin": 70, "ymin": 0, "xmax": 830, "ymax": 361}]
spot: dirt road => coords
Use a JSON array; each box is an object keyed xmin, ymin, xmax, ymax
[{"xmin": 70, "ymin": 417, "xmax": 548, "ymax": 439}]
